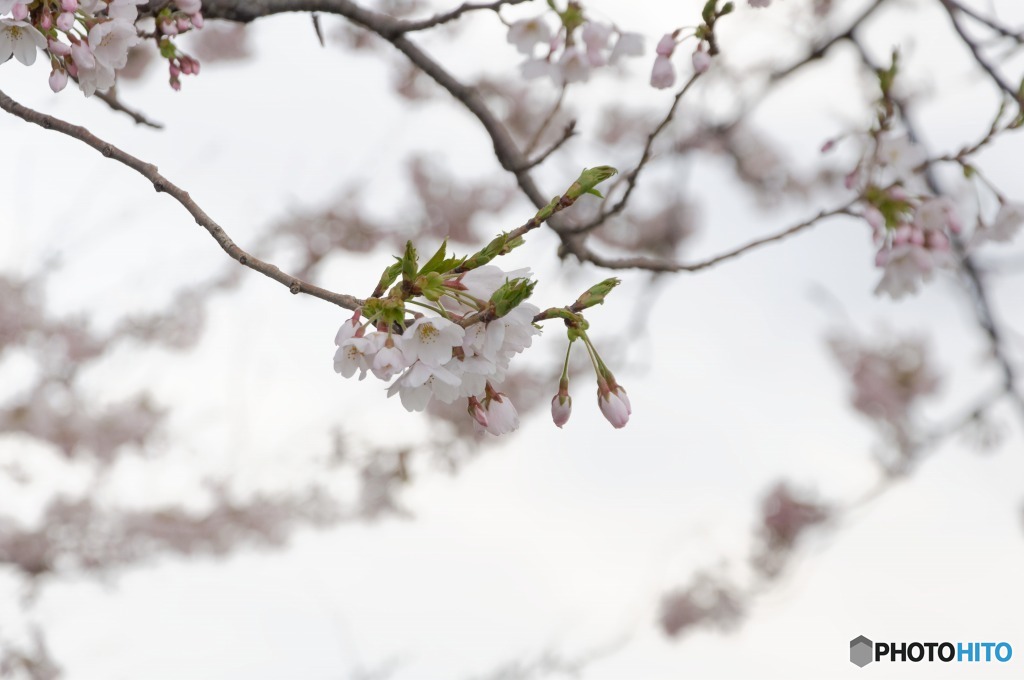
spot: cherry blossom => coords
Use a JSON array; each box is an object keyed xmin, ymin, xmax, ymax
[
  {"xmin": 506, "ymin": 16, "xmax": 551, "ymax": 56},
  {"xmin": 0, "ymin": 19, "xmax": 45, "ymax": 66},
  {"xmin": 404, "ymin": 317, "xmax": 465, "ymax": 367}
]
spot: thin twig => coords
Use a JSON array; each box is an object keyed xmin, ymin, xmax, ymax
[
  {"xmin": 939, "ymin": 0, "xmax": 1021, "ymax": 103},
  {"xmin": 397, "ymin": 0, "xmax": 530, "ymax": 34},
  {"xmin": 573, "ymin": 73, "xmax": 702, "ymax": 234},
  {"xmin": 0, "ymin": 89, "xmax": 362, "ymax": 311},
  {"xmin": 94, "ymin": 87, "xmax": 164, "ymax": 129},
  {"xmin": 564, "ymin": 203, "xmax": 856, "ymax": 273}
]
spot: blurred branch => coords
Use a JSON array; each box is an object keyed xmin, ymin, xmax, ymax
[
  {"xmin": 398, "ymin": 0, "xmax": 531, "ymax": 34},
  {"xmin": 93, "ymin": 87, "xmax": 164, "ymax": 129},
  {"xmin": 563, "ymin": 203, "xmax": 856, "ymax": 272},
  {"xmin": 939, "ymin": 0, "xmax": 1022, "ymax": 103}
]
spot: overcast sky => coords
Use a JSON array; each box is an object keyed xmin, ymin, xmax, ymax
[{"xmin": 2, "ymin": 1, "xmax": 1024, "ymax": 678}]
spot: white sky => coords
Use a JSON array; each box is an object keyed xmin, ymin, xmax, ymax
[{"xmin": 2, "ymin": 1, "xmax": 1024, "ymax": 678}]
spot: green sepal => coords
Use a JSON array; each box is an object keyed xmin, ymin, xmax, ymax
[
  {"xmin": 416, "ymin": 272, "xmax": 446, "ymax": 302},
  {"xmin": 373, "ymin": 260, "xmax": 403, "ymax": 297},
  {"xmin": 363, "ymin": 297, "xmax": 406, "ymax": 329},
  {"xmin": 490, "ymin": 277, "xmax": 537, "ymax": 318},
  {"xmin": 572, "ymin": 278, "xmax": 620, "ymax": 310},
  {"xmin": 566, "ymin": 166, "xmax": 618, "ymax": 201}
]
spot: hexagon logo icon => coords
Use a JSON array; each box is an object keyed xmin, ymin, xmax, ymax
[{"xmin": 850, "ymin": 636, "xmax": 873, "ymax": 667}]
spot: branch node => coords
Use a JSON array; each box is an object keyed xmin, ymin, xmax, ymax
[{"xmin": 289, "ymin": 282, "xmax": 301, "ymax": 294}]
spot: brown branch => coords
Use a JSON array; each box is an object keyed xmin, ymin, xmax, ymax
[
  {"xmin": 573, "ymin": 73, "xmax": 702, "ymax": 234},
  {"xmin": 397, "ymin": 0, "xmax": 531, "ymax": 34},
  {"xmin": 563, "ymin": 203, "xmax": 856, "ymax": 273},
  {"xmin": 94, "ymin": 88, "xmax": 164, "ymax": 129},
  {"xmin": 0, "ymin": 90, "xmax": 362, "ymax": 311},
  {"xmin": 944, "ymin": 0, "xmax": 1024, "ymax": 43},
  {"xmin": 849, "ymin": 34, "xmax": 1024, "ymax": 423},
  {"xmin": 939, "ymin": 0, "xmax": 1021, "ymax": 103},
  {"xmin": 518, "ymin": 121, "xmax": 576, "ymax": 172}
]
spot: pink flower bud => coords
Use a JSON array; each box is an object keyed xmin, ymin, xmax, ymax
[
  {"xmin": 61, "ymin": 0, "xmax": 78, "ymax": 11},
  {"xmin": 57, "ymin": 11, "xmax": 76, "ymax": 32},
  {"xmin": 49, "ymin": 68, "xmax": 69, "ymax": 93},
  {"xmin": 551, "ymin": 393, "xmax": 572, "ymax": 428},
  {"xmin": 176, "ymin": 16, "xmax": 190, "ymax": 32},
  {"xmin": 909, "ymin": 227, "xmax": 925, "ymax": 246},
  {"xmin": 160, "ymin": 19, "xmax": 178, "ymax": 35},
  {"xmin": 655, "ymin": 33, "xmax": 676, "ymax": 57},
  {"xmin": 926, "ymin": 230, "xmax": 950, "ymax": 251},
  {"xmin": 48, "ymin": 39, "xmax": 71, "ymax": 56},
  {"xmin": 169, "ymin": 63, "xmax": 181, "ymax": 78},
  {"xmin": 191, "ymin": 12, "xmax": 204, "ymax": 29},
  {"xmin": 650, "ymin": 55, "xmax": 676, "ymax": 90},
  {"xmin": 892, "ymin": 224, "xmax": 912, "ymax": 246},
  {"xmin": 41, "ymin": 11, "xmax": 53, "ymax": 30},
  {"xmin": 468, "ymin": 397, "xmax": 489, "ymax": 429},
  {"xmin": 11, "ymin": 3, "xmax": 28, "ymax": 20},
  {"xmin": 691, "ymin": 48, "xmax": 711, "ymax": 74},
  {"xmin": 597, "ymin": 379, "xmax": 630, "ymax": 429}
]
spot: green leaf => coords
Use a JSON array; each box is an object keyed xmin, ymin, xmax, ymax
[
  {"xmin": 373, "ymin": 260, "xmax": 403, "ymax": 297},
  {"xmin": 401, "ymin": 240, "xmax": 418, "ymax": 283},
  {"xmin": 418, "ymin": 239, "xmax": 449, "ymax": 276}
]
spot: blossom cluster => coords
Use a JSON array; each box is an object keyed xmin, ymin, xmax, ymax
[
  {"xmin": 847, "ymin": 132, "xmax": 1024, "ymax": 298},
  {"xmin": 506, "ymin": 3, "xmax": 644, "ymax": 86},
  {"xmin": 334, "ymin": 264, "xmax": 541, "ymax": 436},
  {"xmin": 0, "ymin": 0, "xmax": 203, "ymax": 96},
  {"xmin": 331, "ymin": 167, "xmax": 631, "ymax": 435}
]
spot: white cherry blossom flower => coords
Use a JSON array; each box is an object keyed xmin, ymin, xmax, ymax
[
  {"xmin": 556, "ymin": 46, "xmax": 590, "ymax": 84},
  {"xmin": 371, "ymin": 339, "xmax": 409, "ymax": 381},
  {"xmin": 89, "ymin": 18, "xmax": 139, "ymax": 69},
  {"xmin": 0, "ymin": 19, "xmax": 46, "ymax": 66},
  {"xmin": 334, "ymin": 336, "xmax": 379, "ymax": 380},
  {"xmin": 507, "ymin": 16, "xmax": 551, "ymax": 56},
  {"xmin": 107, "ymin": 0, "xmax": 148, "ymax": 22},
  {"xmin": 873, "ymin": 244, "xmax": 935, "ymax": 299},
  {"xmin": 975, "ymin": 201, "xmax": 1024, "ymax": 245},
  {"xmin": 404, "ymin": 317, "xmax": 464, "ymax": 367}
]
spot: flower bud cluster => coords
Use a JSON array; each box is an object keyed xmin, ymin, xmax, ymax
[
  {"xmin": 333, "ymin": 169, "xmax": 629, "ymax": 436},
  {"xmin": 0, "ymin": 0, "xmax": 203, "ymax": 96},
  {"xmin": 334, "ymin": 255, "xmax": 540, "ymax": 436}
]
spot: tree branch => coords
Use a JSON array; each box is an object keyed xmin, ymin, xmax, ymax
[{"xmin": 0, "ymin": 90, "xmax": 362, "ymax": 311}]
